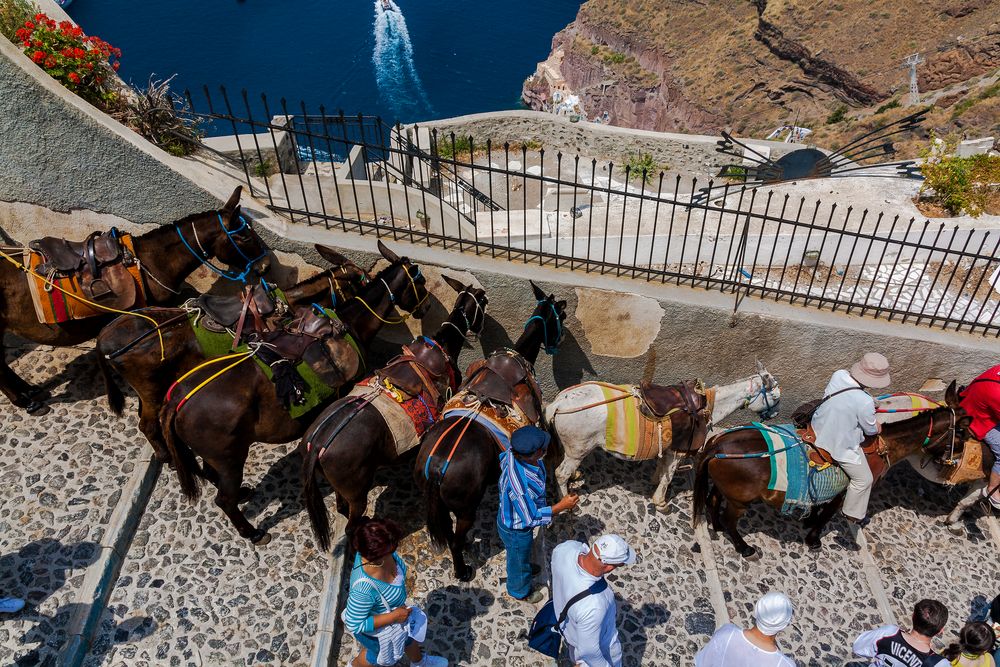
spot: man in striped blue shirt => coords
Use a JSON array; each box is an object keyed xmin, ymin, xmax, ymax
[{"xmin": 497, "ymin": 425, "xmax": 578, "ymax": 603}]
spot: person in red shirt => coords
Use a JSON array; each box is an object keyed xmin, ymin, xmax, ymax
[{"xmin": 960, "ymin": 364, "xmax": 1000, "ymax": 510}]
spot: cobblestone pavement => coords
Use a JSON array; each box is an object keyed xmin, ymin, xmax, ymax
[
  {"xmin": 3, "ymin": 342, "xmax": 998, "ymax": 666},
  {"xmin": 88, "ymin": 441, "xmax": 333, "ymax": 667},
  {"xmin": 0, "ymin": 343, "xmax": 138, "ymax": 666}
]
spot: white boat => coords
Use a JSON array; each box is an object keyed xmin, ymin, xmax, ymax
[
  {"xmin": 381, "ymin": 0, "xmax": 394, "ymax": 11},
  {"xmin": 56, "ymin": 0, "xmax": 72, "ymax": 7}
]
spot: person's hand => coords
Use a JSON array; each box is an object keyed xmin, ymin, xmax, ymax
[
  {"xmin": 554, "ymin": 493, "xmax": 580, "ymax": 514},
  {"xmin": 391, "ymin": 606, "xmax": 412, "ymax": 624}
]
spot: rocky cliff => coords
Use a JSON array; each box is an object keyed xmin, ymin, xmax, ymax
[{"xmin": 523, "ymin": 0, "xmax": 1000, "ymax": 149}]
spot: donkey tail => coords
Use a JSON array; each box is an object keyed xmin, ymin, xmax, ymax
[
  {"xmin": 424, "ymin": 462, "xmax": 451, "ymax": 551},
  {"xmin": 160, "ymin": 402, "xmax": 202, "ymax": 501},
  {"xmin": 692, "ymin": 435, "xmax": 720, "ymax": 530},
  {"xmin": 96, "ymin": 348, "xmax": 126, "ymax": 417},
  {"xmin": 301, "ymin": 439, "xmax": 332, "ymax": 553}
]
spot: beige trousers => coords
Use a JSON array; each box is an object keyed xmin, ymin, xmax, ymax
[{"xmin": 839, "ymin": 458, "xmax": 874, "ymax": 520}]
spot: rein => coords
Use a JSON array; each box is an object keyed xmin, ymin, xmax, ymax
[
  {"xmin": 174, "ymin": 213, "xmax": 267, "ymax": 284},
  {"xmin": 524, "ymin": 299, "xmax": 562, "ymax": 355},
  {"xmin": 354, "ymin": 263, "xmax": 425, "ymax": 324},
  {"xmin": 104, "ymin": 311, "xmax": 190, "ymax": 360},
  {"xmin": 441, "ymin": 290, "xmax": 488, "ymax": 341}
]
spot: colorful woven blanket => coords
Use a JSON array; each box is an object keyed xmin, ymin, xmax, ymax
[
  {"xmin": 599, "ymin": 384, "xmax": 673, "ymax": 460},
  {"xmin": 876, "ymin": 392, "xmax": 942, "ymax": 425},
  {"xmin": 189, "ymin": 311, "xmax": 341, "ymax": 420},
  {"xmin": 348, "ymin": 379, "xmax": 439, "ymax": 455},
  {"xmin": 441, "ymin": 390, "xmax": 533, "ymax": 451},
  {"xmin": 756, "ymin": 422, "xmax": 849, "ymax": 516}
]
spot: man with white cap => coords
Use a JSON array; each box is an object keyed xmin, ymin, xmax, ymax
[
  {"xmin": 811, "ymin": 352, "xmax": 892, "ymax": 528},
  {"xmin": 695, "ymin": 591, "xmax": 796, "ymax": 666},
  {"xmin": 550, "ymin": 534, "xmax": 636, "ymax": 666}
]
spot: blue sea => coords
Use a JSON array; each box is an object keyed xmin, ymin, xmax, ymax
[{"xmin": 67, "ymin": 0, "xmax": 581, "ymax": 131}]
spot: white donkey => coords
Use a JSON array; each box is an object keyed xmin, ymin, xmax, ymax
[{"xmin": 546, "ymin": 362, "xmax": 781, "ymax": 513}]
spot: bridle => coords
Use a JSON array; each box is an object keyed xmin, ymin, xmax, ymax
[
  {"xmin": 743, "ymin": 372, "xmax": 779, "ymax": 420},
  {"xmin": 175, "ymin": 213, "xmax": 267, "ymax": 284},
  {"xmin": 524, "ymin": 299, "xmax": 564, "ymax": 355},
  {"xmin": 442, "ymin": 290, "xmax": 488, "ymax": 341},
  {"xmin": 355, "ymin": 261, "xmax": 427, "ymax": 324},
  {"xmin": 326, "ymin": 263, "xmax": 369, "ymax": 308}
]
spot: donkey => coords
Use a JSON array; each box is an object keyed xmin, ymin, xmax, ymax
[
  {"xmin": 546, "ymin": 362, "xmax": 781, "ymax": 512},
  {"xmin": 0, "ymin": 187, "xmax": 270, "ymax": 414},
  {"xmin": 301, "ymin": 277, "xmax": 489, "ymax": 550},
  {"xmin": 161, "ymin": 241, "xmax": 430, "ymax": 544},
  {"xmin": 414, "ymin": 282, "xmax": 567, "ymax": 581},
  {"xmin": 95, "ymin": 246, "xmax": 369, "ymax": 463},
  {"xmin": 692, "ymin": 381, "xmax": 972, "ymax": 558}
]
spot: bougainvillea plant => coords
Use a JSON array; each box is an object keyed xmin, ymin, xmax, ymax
[{"xmin": 14, "ymin": 13, "xmax": 121, "ymax": 106}]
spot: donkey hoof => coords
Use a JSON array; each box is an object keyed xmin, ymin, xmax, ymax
[
  {"xmin": 946, "ymin": 523, "xmax": 965, "ymax": 536},
  {"xmin": 806, "ymin": 541, "xmax": 822, "ymax": 552},
  {"xmin": 455, "ymin": 565, "xmax": 475, "ymax": 582},
  {"xmin": 250, "ymin": 530, "xmax": 272, "ymax": 546},
  {"xmin": 239, "ymin": 486, "xmax": 254, "ymax": 503},
  {"xmin": 739, "ymin": 546, "xmax": 760, "ymax": 560},
  {"xmin": 25, "ymin": 401, "xmax": 50, "ymax": 416},
  {"xmin": 27, "ymin": 386, "xmax": 51, "ymax": 402},
  {"xmin": 569, "ymin": 470, "xmax": 583, "ymax": 482},
  {"xmin": 652, "ymin": 501, "xmax": 671, "ymax": 515}
]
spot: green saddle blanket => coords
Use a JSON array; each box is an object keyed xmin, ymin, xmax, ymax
[{"xmin": 189, "ymin": 309, "xmax": 343, "ymax": 420}]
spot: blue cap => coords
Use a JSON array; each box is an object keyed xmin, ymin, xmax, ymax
[{"xmin": 510, "ymin": 426, "xmax": 550, "ymax": 455}]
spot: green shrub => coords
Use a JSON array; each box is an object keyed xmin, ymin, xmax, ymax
[
  {"xmin": 253, "ymin": 158, "xmax": 275, "ymax": 178},
  {"xmin": 0, "ymin": 0, "xmax": 32, "ymax": 41},
  {"xmin": 874, "ymin": 98, "xmax": 900, "ymax": 114},
  {"xmin": 719, "ymin": 165, "xmax": 748, "ymax": 182},
  {"xmin": 920, "ymin": 151, "xmax": 1000, "ymax": 217},
  {"xmin": 826, "ymin": 105, "xmax": 848, "ymax": 124},
  {"xmin": 125, "ymin": 76, "xmax": 203, "ymax": 157},
  {"xmin": 624, "ymin": 152, "xmax": 666, "ymax": 184}
]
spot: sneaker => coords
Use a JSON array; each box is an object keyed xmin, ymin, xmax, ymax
[
  {"xmin": 983, "ymin": 487, "xmax": 1000, "ymax": 510},
  {"xmin": 0, "ymin": 598, "xmax": 25, "ymax": 614},
  {"xmin": 515, "ymin": 589, "xmax": 545, "ymax": 604},
  {"xmin": 413, "ymin": 655, "xmax": 448, "ymax": 667}
]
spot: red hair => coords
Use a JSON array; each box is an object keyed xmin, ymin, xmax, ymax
[{"xmin": 352, "ymin": 517, "xmax": 403, "ymax": 561}]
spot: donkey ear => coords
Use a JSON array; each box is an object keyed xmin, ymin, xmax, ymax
[
  {"xmin": 226, "ymin": 205, "xmax": 242, "ymax": 227},
  {"xmin": 756, "ymin": 359, "xmax": 765, "ymax": 374},
  {"xmin": 556, "ymin": 299, "xmax": 568, "ymax": 314},
  {"xmin": 223, "ymin": 186, "xmax": 243, "ymax": 212},
  {"xmin": 315, "ymin": 244, "xmax": 351, "ymax": 267},
  {"xmin": 377, "ymin": 240, "xmax": 400, "ymax": 263},
  {"xmin": 441, "ymin": 274, "xmax": 466, "ymax": 293},
  {"xmin": 530, "ymin": 280, "xmax": 546, "ymax": 301},
  {"xmin": 945, "ymin": 379, "xmax": 959, "ymax": 407}
]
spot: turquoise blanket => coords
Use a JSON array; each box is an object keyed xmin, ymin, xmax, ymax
[{"xmin": 753, "ymin": 422, "xmax": 849, "ymax": 516}]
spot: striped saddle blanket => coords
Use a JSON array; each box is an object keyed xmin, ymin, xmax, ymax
[
  {"xmin": 348, "ymin": 379, "xmax": 440, "ymax": 455},
  {"xmin": 441, "ymin": 390, "xmax": 533, "ymax": 451},
  {"xmin": 599, "ymin": 384, "xmax": 674, "ymax": 461},
  {"xmin": 756, "ymin": 422, "xmax": 849, "ymax": 516}
]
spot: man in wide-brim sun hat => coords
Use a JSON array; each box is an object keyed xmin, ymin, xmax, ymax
[{"xmin": 810, "ymin": 352, "xmax": 892, "ymax": 530}]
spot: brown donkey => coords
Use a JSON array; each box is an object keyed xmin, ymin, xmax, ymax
[
  {"xmin": 0, "ymin": 187, "xmax": 270, "ymax": 414},
  {"xmin": 95, "ymin": 245, "xmax": 370, "ymax": 463},
  {"xmin": 692, "ymin": 381, "xmax": 972, "ymax": 558},
  {"xmin": 301, "ymin": 276, "xmax": 489, "ymax": 550},
  {"xmin": 161, "ymin": 241, "xmax": 430, "ymax": 544}
]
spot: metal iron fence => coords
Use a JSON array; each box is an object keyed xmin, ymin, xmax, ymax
[{"xmin": 180, "ymin": 87, "xmax": 1000, "ymax": 337}]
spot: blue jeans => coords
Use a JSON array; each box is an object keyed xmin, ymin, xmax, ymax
[
  {"xmin": 984, "ymin": 427, "xmax": 1000, "ymax": 475},
  {"xmin": 497, "ymin": 520, "xmax": 534, "ymax": 599}
]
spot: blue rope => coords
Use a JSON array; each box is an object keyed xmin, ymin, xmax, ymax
[{"xmin": 174, "ymin": 213, "xmax": 266, "ymax": 284}]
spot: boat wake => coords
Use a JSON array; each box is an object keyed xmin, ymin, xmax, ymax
[{"xmin": 373, "ymin": 0, "xmax": 434, "ymax": 120}]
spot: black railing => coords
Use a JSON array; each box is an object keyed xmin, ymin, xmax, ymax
[{"xmin": 180, "ymin": 87, "xmax": 1000, "ymax": 337}]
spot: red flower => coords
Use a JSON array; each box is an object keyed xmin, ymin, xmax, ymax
[
  {"xmin": 33, "ymin": 12, "xmax": 45, "ymax": 21},
  {"xmin": 30, "ymin": 50, "xmax": 45, "ymax": 63},
  {"xmin": 33, "ymin": 39, "xmax": 42, "ymax": 47},
  {"xmin": 23, "ymin": 20, "xmax": 34, "ymax": 30},
  {"xmin": 61, "ymin": 47, "xmax": 75, "ymax": 58},
  {"xmin": 112, "ymin": 61, "xmax": 120, "ymax": 71},
  {"xmin": 43, "ymin": 57, "xmax": 57, "ymax": 69},
  {"xmin": 73, "ymin": 47, "xmax": 86, "ymax": 58},
  {"xmin": 67, "ymin": 72, "xmax": 81, "ymax": 84},
  {"xmin": 85, "ymin": 62, "xmax": 94, "ymax": 70}
]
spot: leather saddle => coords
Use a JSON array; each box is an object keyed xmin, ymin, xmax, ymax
[
  {"xmin": 378, "ymin": 339, "xmax": 455, "ymax": 400},
  {"xmin": 640, "ymin": 379, "xmax": 711, "ymax": 453},
  {"xmin": 463, "ymin": 350, "xmax": 543, "ymax": 424},
  {"xmin": 30, "ymin": 229, "xmax": 137, "ymax": 307},
  {"xmin": 198, "ymin": 283, "xmax": 280, "ymax": 333},
  {"xmin": 800, "ymin": 428, "xmax": 890, "ymax": 481}
]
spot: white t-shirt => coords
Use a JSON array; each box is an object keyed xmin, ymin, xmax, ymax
[
  {"xmin": 550, "ymin": 540, "xmax": 622, "ymax": 667},
  {"xmin": 695, "ymin": 624, "xmax": 796, "ymax": 667},
  {"xmin": 811, "ymin": 370, "xmax": 879, "ymax": 464}
]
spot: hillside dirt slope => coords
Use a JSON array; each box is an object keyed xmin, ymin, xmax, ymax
[{"xmin": 523, "ymin": 0, "xmax": 1000, "ymax": 156}]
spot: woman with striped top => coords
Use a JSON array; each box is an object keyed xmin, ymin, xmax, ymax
[{"xmin": 342, "ymin": 518, "xmax": 447, "ymax": 666}]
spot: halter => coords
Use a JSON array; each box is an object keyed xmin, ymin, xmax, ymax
[
  {"xmin": 441, "ymin": 290, "xmax": 488, "ymax": 341},
  {"xmin": 355, "ymin": 262, "xmax": 427, "ymax": 324},
  {"xmin": 743, "ymin": 373, "xmax": 779, "ymax": 420},
  {"xmin": 175, "ymin": 213, "xmax": 267, "ymax": 284},
  {"xmin": 524, "ymin": 299, "xmax": 563, "ymax": 355}
]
